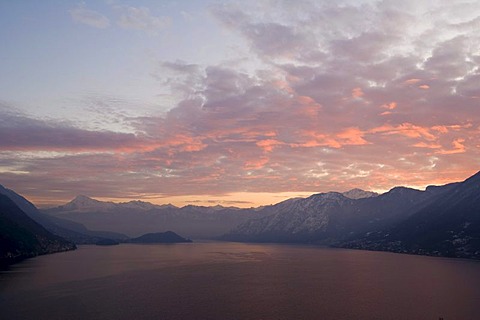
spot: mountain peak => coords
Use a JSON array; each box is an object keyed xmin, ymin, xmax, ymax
[
  {"xmin": 61, "ymin": 195, "xmax": 115, "ymax": 212},
  {"xmin": 386, "ymin": 186, "xmax": 422, "ymax": 196},
  {"xmin": 342, "ymin": 188, "xmax": 378, "ymax": 200},
  {"xmin": 72, "ymin": 195, "xmax": 95, "ymax": 202},
  {"xmin": 122, "ymin": 200, "xmax": 160, "ymax": 210},
  {"xmin": 309, "ymin": 192, "xmax": 346, "ymax": 200},
  {"xmin": 70, "ymin": 195, "xmax": 103, "ymax": 206}
]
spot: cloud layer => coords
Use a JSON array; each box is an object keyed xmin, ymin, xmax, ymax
[
  {"xmin": 70, "ymin": 4, "xmax": 110, "ymax": 29},
  {"xmin": 70, "ymin": 3, "xmax": 170, "ymax": 33},
  {"xmin": 2, "ymin": 0, "xmax": 480, "ymax": 206}
]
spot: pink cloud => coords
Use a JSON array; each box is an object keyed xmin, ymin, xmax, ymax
[
  {"xmin": 352, "ymin": 87, "xmax": 364, "ymax": 98},
  {"xmin": 244, "ymin": 156, "xmax": 269, "ymax": 170},
  {"xmin": 381, "ymin": 102, "xmax": 397, "ymax": 110},
  {"xmin": 256, "ymin": 139, "xmax": 284, "ymax": 152},
  {"xmin": 336, "ymin": 128, "xmax": 370, "ymax": 146},
  {"xmin": 413, "ymin": 142, "xmax": 442, "ymax": 149},
  {"xmin": 370, "ymin": 123, "xmax": 438, "ymax": 141},
  {"xmin": 404, "ymin": 79, "xmax": 421, "ymax": 85},
  {"xmin": 437, "ymin": 138, "xmax": 467, "ymax": 155},
  {"xmin": 3, "ymin": 1, "xmax": 480, "ymax": 205}
]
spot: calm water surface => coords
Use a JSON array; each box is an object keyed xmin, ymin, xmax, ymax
[{"xmin": 1, "ymin": 242, "xmax": 479, "ymax": 320}]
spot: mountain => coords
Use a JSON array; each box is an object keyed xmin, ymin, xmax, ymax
[
  {"xmin": 223, "ymin": 172, "xmax": 480, "ymax": 259},
  {"xmin": 42, "ymin": 189, "xmax": 382, "ymax": 240},
  {"xmin": 48, "ymin": 195, "xmax": 165, "ymax": 213},
  {"xmin": 0, "ymin": 185, "xmax": 128, "ymax": 244},
  {"xmin": 222, "ymin": 186, "xmax": 450, "ymax": 243},
  {"xmin": 43, "ymin": 196, "xmax": 262, "ymax": 238},
  {"xmin": 224, "ymin": 192, "xmax": 354, "ymax": 243},
  {"xmin": 341, "ymin": 172, "xmax": 480, "ymax": 259},
  {"xmin": 52, "ymin": 195, "xmax": 119, "ymax": 212},
  {"xmin": 128, "ymin": 231, "xmax": 192, "ymax": 244},
  {"xmin": 342, "ymin": 188, "xmax": 378, "ymax": 199},
  {"xmin": 0, "ymin": 194, "xmax": 76, "ymax": 267}
]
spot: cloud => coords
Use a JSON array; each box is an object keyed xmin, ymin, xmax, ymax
[
  {"xmin": 69, "ymin": 3, "xmax": 171, "ymax": 34},
  {"xmin": 437, "ymin": 138, "xmax": 467, "ymax": 155},
  {"xmin": 5, "ymin": 0, "xmax": 480, "ymax": 205},
  {"xmin": 70, "ymin": 4, "xmax": 110, "ymax": 29},
  {"xmin": 381, "ymin": 102, "xmax": 397, "ymax": 110},
  {"xmin": 210, "ymin": 3, "xmax": 312, "ymax": 59},
  {"xmin": 116, "ymin": 5, "xmax": 171, "ymax": 33},
  {"xmin": 0, "ymin": 110, "xmax": 148, "ymax": 152}
]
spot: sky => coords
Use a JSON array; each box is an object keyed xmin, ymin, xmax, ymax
[{"xmin": 1, "ymin": 0, "xmax": 480, "ymax": 208}]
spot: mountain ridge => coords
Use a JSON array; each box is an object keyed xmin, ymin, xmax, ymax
[
  {"xmin": 222, "ymin": 171, "xmax": 480, "ymax": 259},
  {"xmin": 0, "ymin": 185, "xmax": 128, "ymax": 244},
  {"xmin": 49, "ymin": 186, "xmax": 379, "ymax": 213},
  {"xmin": 341, "ymin": 171, "xmax": 480, "ymax": 259},
  {"xmin": 41, "ymin": 188, "xmax": 379, "ymax": 239},
  {"xmin": 0, "ymin": 194, "xmax": 76, "ymax": 267},
  {"xmin": 8, "ymin": 172, "xmax": 480, "ymax": 260}
]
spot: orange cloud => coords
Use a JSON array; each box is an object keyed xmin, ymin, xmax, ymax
[
  {"xmin": 381, "ymin": 102, "xmax": 397, "ymax": 110},
  {"xmin": 370, "ymin": 123, "xmax": 437, "ymax": 141},
  {"xmin": 165, "ymin": 134, "xmax": 207, "ymax": 153},
  {"xmin": 256, "ymin": 139, "xmax": 284, "ymax": 152},
  {"xmin": 404, "ymin": 78, "xmax": 421, "ymax": 85},
  {"xmin": 296, "ymin": 95, "xmax": 321, "ymax": 116},
  {"xmin": 432, "ymin": 126, "xmax": 449, "ymax": 134},
  {"xmin": 352, "ymin": 87, "xmax": 364, "ymax": 98},
  {"xmin": 436, "ymin": 138, "xmax": 466, "ymax": 154},
  {"xmin": 419, "ymin": 84, "xmax": 430, "ymax": 89},
  {"xmin": 336, "ymin": 127, "xmax": 370, "ymax": 146},
  {"xmin": 292, "ymin": 131, "xmax": 341, "ymax": 148},
  {"xmin": 244, "ymin": 156, "xmax": 269, "ymax": 169},
  {"xmin": 293, "ymin": 127, "xmax": 369, "ymax": 149},
  {"xmin": 413, "ymin": 142, "xmax": 442, "ymax": 149}
]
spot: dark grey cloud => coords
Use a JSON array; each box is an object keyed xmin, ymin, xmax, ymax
[{"xmin": 0, "ymin": 109, "xmax": 144, "ymax": 151}]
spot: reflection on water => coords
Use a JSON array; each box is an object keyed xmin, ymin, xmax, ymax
[{"xmin": 1, "ymin": 241, "xmax": 479, "ymax": 320}]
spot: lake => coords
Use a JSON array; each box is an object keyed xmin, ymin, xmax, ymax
[{"xmin": 1, "ymin": 242, "xmax": 479, "ymax": 320}]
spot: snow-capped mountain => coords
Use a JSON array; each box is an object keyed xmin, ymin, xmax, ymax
[
  {"xmin": 223, "ymin": 187, "xmax": 442, "ymax": 243},
  {"xmin": 51, "ymin": 195, "xmax": 120, "ymax": 212},
  {"xmin": 227, "ymin": 192, "xmax": 354, "ymax": 242},
  {"xmin": 342, "ymin": 188, "xmax": 378, "ymax": 199},
  {"xmin": 47, "ymin": 195, "xmax": 172, "ymax": 213}
]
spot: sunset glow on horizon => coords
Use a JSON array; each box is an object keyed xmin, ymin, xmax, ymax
[{"xmin": 1, "ymin": 0, "xmax": 479, "ymax": 207}]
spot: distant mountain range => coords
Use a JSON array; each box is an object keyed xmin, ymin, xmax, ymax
[
  {"xmin": 43, "ymin": 197, "xmax": 263, "ymax": 238},
  {"xmin": 52, "ymin": 195, "xmax": 166, "ymax": 213},
  {"xmin": 42, "ymin": 189, "xmax": 377, "ymax": 239},
  {"xmin": 3, "ymin": 171, "xmax": 480, "ymax": 261}
]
